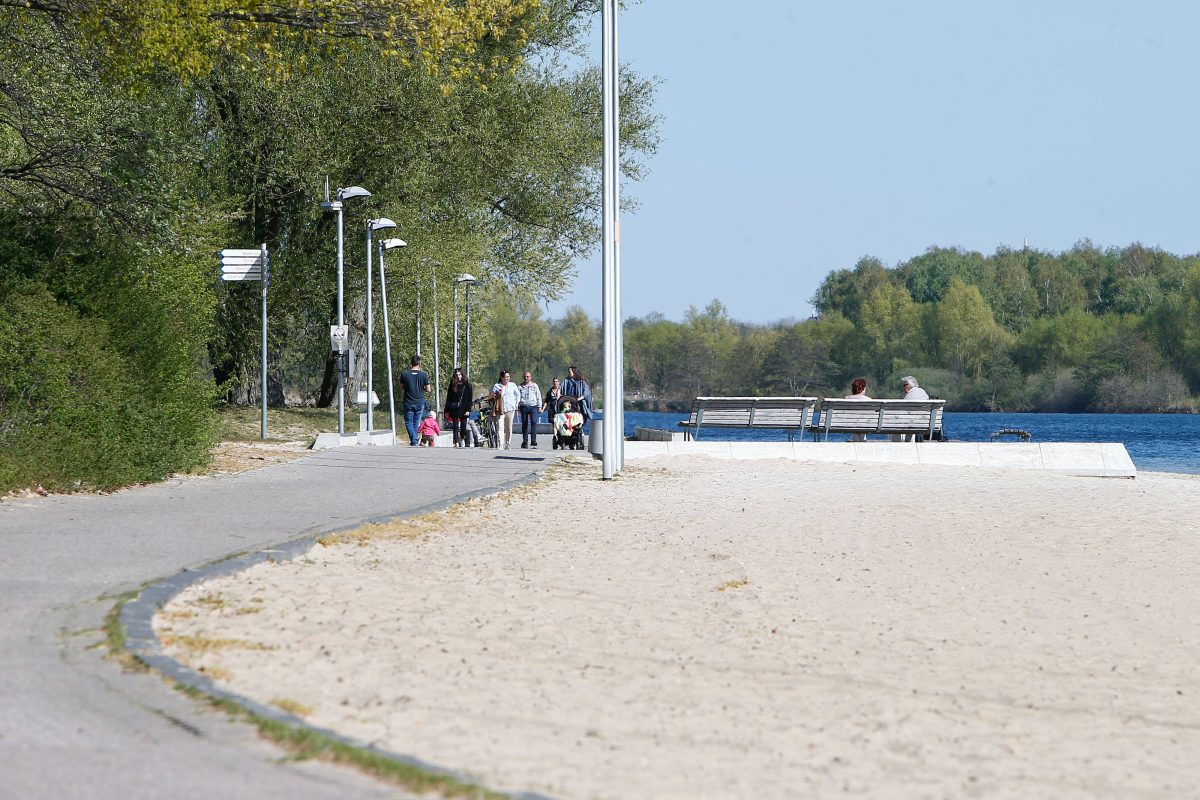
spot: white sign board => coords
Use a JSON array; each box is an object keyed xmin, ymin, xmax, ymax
[
  {"xmin": 330, "ymin": 324, "xmax": 349, "ymax": 353},
  {"xmin": 218, "ymin": 248, "xmax": 265, "ymax": 282}
]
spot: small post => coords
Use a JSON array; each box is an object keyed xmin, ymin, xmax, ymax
[{"xmin": 260, "ymin": 243, "xmax": 269, "ymax": 440}]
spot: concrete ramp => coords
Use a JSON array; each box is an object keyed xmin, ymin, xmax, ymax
[{"xmin": 623, "ymin": 440, "xmax": 1136, "ymax": 478}]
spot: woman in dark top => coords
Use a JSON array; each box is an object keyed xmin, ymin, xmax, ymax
[
  {"xmin": 563, "ymin": 366, "xmax": 593, "ymax": 422},
  {"xmin": 443, "ymin": 368, "xmax": 473, "ymax": 447},
  {"xmin": 543, "ymin": 376, "xmax": 563, "ymax": 417}
]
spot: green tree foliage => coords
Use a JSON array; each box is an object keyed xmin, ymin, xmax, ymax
[
  {"xmin": 0, "ymin": 2, "xmax": 659, "ymax": 490},
  {"xmin": 4, "ymin": 0, "xmax": 540, "ymax": 84}
]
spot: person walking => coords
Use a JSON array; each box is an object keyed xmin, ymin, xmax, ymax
[
  {"xmin": 443, "ymin": 368, "xmax": 473, "ymax": 447},
  {"xmin": 399, "ymin": 355, "xmax": 431, "ymax": 446},
  {"xmin": 563, "ymin": 365, "xmax": 593, "ymax": 429},
  {"xmin": 543, "ymin": 376, "xmax": 563, "ymax": 421},
  {"xmin": 490, "ymin": 370, "xmax": 521, "ymax": 450},
  {"xmin": 517, "ymin": 371, "xmax": 542, "ymax": 448}
]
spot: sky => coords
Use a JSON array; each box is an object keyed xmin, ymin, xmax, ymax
[{"xmin": 546, "ymin": 0, "xmax": 1200, "ymax": 324}]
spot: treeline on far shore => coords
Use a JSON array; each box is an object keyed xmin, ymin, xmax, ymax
[{"xmin": 492, "ymin": 242, "xmax": 1200, "ymax": 414}]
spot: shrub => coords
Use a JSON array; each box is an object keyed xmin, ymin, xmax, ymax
[{"xmin": 0, "ymin": 284, "xmax": 216, "ymax": 492}]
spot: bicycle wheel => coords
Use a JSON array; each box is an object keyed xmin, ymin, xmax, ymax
[{"xmin": 485, "ymin": 417, "xmax": 499, "ymax": 449}]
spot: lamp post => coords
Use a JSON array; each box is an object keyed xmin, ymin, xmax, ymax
[
  {"xmin": 321, "ymin": 185, "xmax": 371, "ymax": 435},
  {"xmin": 379, "ymin": 238, "xmax": 406, "ymax": 441},
  {"xmin": 366, "ymin": 217, "xmax": 397, "ymax": 435},
  {"xmin": 453, "ymin": 274, "xmax": 477, "ymax": 372},
  {"xmin": 431, "ymin": 267, "xmax": 440, "ymax": 412},
  {"xmin": 465, "ymin": 278, "xmax": 476, "ymax": 380},
  {"xmin": 600, "ymin": 0, "xmax": 623, "ymax": 477}
]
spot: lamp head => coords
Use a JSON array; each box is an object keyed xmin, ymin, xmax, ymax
[
  {"xmin": 336, "ymin": 186, "xmax": 371, "ymax": 201},
  {"xmin": 455, "ymin": 273, "xmax": 477, "ymax": 285},
  {"xmin": 369, "ymin": 217, "xmax": 397, "ymax": 231},
  {"xmin": 382, "ymin": 238, "xmax": 407, "ymax": 250}
]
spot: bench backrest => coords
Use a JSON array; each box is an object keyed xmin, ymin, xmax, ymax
[
  {"xmin": 687, "ymin": 397, "xmax": 817, "ymax": 429},
  {"xmin": 815, "ymin": 399, "xmax": 944, "ymax": 435}
]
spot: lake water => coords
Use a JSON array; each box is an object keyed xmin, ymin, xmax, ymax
[{"xmin": 616, "ymin": 410, "xmax": 1200, "ymax": 475}]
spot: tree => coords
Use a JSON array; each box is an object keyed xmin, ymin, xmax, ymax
[
  {"xmin": 3, "ymin": 0, "xmax": 540, "ymax": 83},
  {"xmin": 857, "ymin": 283, "xmax": 918, "ymax": 379},
  {"xmin": 900, "ymin": 246, "xmax": 985, "ymax": 304},
  {"xmin": 933, "ymin": 278, "xmax": 1012, "ymax": 379}
]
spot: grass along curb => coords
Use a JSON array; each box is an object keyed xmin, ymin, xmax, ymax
[{"xmin": 112, "ymin": 462, "xmax": 578, "ymax": 800}]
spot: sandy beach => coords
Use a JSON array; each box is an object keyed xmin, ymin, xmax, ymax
[{"xmin": 156, "ymin": 456, "xmax": 1200, "ymax": 799}]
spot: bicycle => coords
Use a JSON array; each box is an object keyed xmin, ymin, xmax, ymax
[{"xmin": 472, "ymin": 395, "xmax": 501, "ymax": 449}]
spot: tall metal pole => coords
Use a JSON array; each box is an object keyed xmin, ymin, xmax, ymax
[
  {"xmin": 613, "ymin": 5, "xmax": 624, "ymax": 471},
  {"xmin": 260, "ymin": 243, "xmax": 268, "ymax": 441},
  {"xmin": 601, "ymin": 0, "xmax": 621, "ymax": 479},
  {"xmin": 379, "ymin": 242, "xmax": 397, "ymax": 439},
  {"xmin": 453, "ymin": 282, "xmax": 460, "ymax": 369},
  {"xmin": 365, "ymin": 223, "xmax": 374, "ymax": 433},
  {"xmin": 416, "ymin": 282, "xmax": 421, "ymax": 358},
  {"xmin": 432, "ymin": 267, "xmax": 440, "ymax": 412},
  {"xmin": 336, "ymin": 205, "xmax": 346, "ymax": 435},
  {"xmin": 465, "ymin": 282, "xmax": 472, "ymax": 380}
]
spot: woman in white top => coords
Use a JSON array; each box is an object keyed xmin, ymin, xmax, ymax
[
  {"xmin": 844, "ymin": 378, "xmax": 871, "ymax": 441},
  {"xmin": 845, "ymin": 378, "xmax": 871, "ymax": 400},
  {"xmin": 490, "ymin": 370, "xmax": 522, "ymax": 449}
]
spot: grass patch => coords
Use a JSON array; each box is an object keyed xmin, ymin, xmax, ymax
[
  {"xmin": 171, "ymin": 683, "xmax": 510, "ymax": 799},
  {"xmin": 160, "ymin": 633, "xmax": 274, "ymax": 653},
  {"xmin": 271, "ymin": 697, "xmax": 314, "ymax": 717},
  {"xmin": 218, "ymin": 404, "xmax": 348, "ymax": 445},
  {"xmin": 718, "ymin": 578, "xmax": 749, "ymax": 592},
  {"xmin": 103, "ymin": 589, "xmax": 149, "ymax": 673}
]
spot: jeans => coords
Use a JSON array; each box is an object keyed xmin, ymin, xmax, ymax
[
  {"xmin": 403, "ymin": 405, "xmax": 424, "ymax": 446},
  {"xmin": 519, "ymin": 405, "xmax": 539, "ymax": 445}
]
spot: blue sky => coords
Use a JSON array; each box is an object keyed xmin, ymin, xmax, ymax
[{"xmin": 547, "ymin": 0, "xmax": 1200, "ymax": 323}]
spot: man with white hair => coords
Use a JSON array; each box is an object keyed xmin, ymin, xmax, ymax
[{"xmin": 901, "ymin": 375, "xmax": 930, "ymax": 400}]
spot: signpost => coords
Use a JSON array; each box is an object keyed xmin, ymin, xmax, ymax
[{"xmin": 219, "ymin": 245, "xmax": 270, "ymax": 440}]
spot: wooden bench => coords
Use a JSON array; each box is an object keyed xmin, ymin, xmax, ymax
[
  {"xmin": 677, "ymin": 397, "xmax": 818, "ymax": 442},
  {"xmin": 808, "ymin": 399, "xmax": 945, "ymax": 442}
]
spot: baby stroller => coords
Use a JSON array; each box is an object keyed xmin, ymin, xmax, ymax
[{"xmin": 552, "ymin": 396, "xmax": 585, "ymax": 450}]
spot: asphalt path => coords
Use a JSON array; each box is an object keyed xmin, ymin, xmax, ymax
[{"xmin": 0, "ymin": 444, "xmax": 567, "ymax": 800}]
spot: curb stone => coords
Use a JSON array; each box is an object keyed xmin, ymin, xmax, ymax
[{"xmin": 120, "ymin": 468, "xmax": 562, "ymax": 800}]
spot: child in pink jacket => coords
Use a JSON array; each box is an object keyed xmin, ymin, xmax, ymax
[{"xmin": 417, "ymin": 410, "xmax": 441, "ymax": 446}]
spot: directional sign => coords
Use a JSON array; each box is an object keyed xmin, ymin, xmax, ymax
[{"xmin": 218, "ymin": 246, "xmax": 266, "ymax": 283}]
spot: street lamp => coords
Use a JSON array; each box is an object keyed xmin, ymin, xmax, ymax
[
  {"xmin": 454, "ymin": 273, "xmax": 477, "ymax": 379},
  {"xmin": 366, "ymin": 217, "xmax": 396, "ymax": 435},
  {"xmin": 379, "ymin": 238, "xmax": 406, "ymax": 441},
  {"xmin": 321, "ymin": 185, "xmax": 371, "ymax": 435}
]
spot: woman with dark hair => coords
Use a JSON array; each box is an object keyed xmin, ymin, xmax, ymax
[
  {"xmin": 443, "ymin": 367, "xmax": 473, "ymax": 447},
  {"xmin": 845, "ymin": 378, "xmax": 871, "ymax": 442},
  {"xmin": 490, "ymin": 369, "xmax": 521, "ymax": 449},
  {"xmin": 563, "ymin": 365, "xmax": 593, "ymax": 425},
  {"xmin": 845, "ymin": 378, "xmax": 870, "ymax": 400},
  {"xmin": 543, "ymin": 376, "xmax": 563, "ymax": 418}
]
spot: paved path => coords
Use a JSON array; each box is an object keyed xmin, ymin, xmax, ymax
[{"xmin": 0, "ymin": 445, "xmax": 566, "ymax": 800}]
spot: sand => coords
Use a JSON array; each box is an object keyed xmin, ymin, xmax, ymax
[{"xmin": 155, "ymin": 456, "xmax": 1200, "ymax": 799}]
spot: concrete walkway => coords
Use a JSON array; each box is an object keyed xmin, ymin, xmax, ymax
[{"xmin": 0, "ymin": 445, "xmax": 564, "ymax": 800}]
